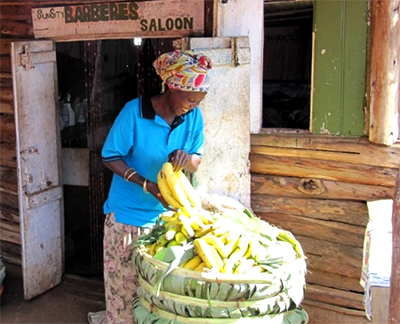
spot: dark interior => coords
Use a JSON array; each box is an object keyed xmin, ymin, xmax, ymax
[
  {"xmin": 56, "ymin": 39, "xmax": 174, "ymax": 275},
  {"xmin": 263, "ymin": 0, "xmax": 313, "ymax": 129}
]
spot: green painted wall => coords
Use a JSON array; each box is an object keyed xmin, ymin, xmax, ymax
[{"xmin": 312, "ymin": 0, "xmax": 368, "ymax": 136}]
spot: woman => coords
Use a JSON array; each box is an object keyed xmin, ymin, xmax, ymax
[{"xmin": 97, "ymin": 50, "xmax": 212, "ymax": 324}]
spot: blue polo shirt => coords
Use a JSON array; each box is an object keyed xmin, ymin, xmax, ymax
[{"xmin": 102, "ymin": 96, "xmax": 204, "ymax": 227}]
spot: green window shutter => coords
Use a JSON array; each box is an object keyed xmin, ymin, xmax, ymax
[{"xmin": 312, "ymin": 0, "xmax": 368, "ymax": 136}]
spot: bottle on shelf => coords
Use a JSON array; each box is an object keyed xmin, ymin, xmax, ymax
[{"xmin": 64, "ymin": 93, "xmax": 75, "ymax": 127}]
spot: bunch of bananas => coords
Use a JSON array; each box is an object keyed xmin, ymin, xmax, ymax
[
  {"xmin": 157, "ymin": 162, "xmax": 201, "ymax": 216},
  {"xmin": 142, "ymin": 162, "xmax": 305, "ymax": 276}
]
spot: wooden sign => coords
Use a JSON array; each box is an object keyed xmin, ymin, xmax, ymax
[{"xmin": 32, "ymin": 0, "xmax": 205, "ymax": 41}]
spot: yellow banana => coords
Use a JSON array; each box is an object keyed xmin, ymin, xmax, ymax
[
  {"xmin": 243, "ymin": 238, "xmax": 257, "ymax": 259},
  {"xmin": 178, "ymin": 215, "xmax": 195, "ymax": 238},
  {"xmin": 194, "ymin": 261, "xmax": 206, "ymax": 272},
  {"xmin": 161, "ymin": 162, "xmax": 191, "ymax": 208},
  {"xmin": 167, "ymin": 240, "xmax": 179, "ymax": 247},
  {"xmin": 237, "ymin": 234, "xmax": 253, "ymax": 249},
  {"xmin": 228, "ymin": 244, "xmax": 249, "ymax": 263},
  {"xmin": 219, "ymin": 232, "xmax": 230, "ymax": 244},
  {"xmin": 178, "ymin": 214, "xmax": 204, "ymax": 231},
  {"xmin": 176, "ymin": 170, "xmax": 201, "ymax": 209},
  {"xmin": 183, "ymin": 255, "xmax": 203, "ymax": 270},
  {"xmin": 194, "ymin": 224, "xmax": 214, "ymax": 238},
  {"xmin": 159, "ymin": 210, "xmax": 176, "ymax": 221},
  {"xmin": 165, "ymin": 223, "xmax": 181, "ymax": 241},
  {"xmin": 245, "ymin": 265, "xmax": 266, "ymax": 274},
  {"xmin": 179, "ymin": 259, "xmax": 189, "ymax": 268},
  {"xmin": 234, "ymin": 258, "xmax": 256, "ymax": 274},
  {"xmin": 175, "ymin": 231, "xmax": 188, "ymax": 245},
  {"xmin": 157, "ymin": 170, "xmax": 183, "ymax": 210},
  {"xmin": 224, "ymin": 234, "xmax": 241, "ymax": 256},
  {"xmin": 202, "ymin": 234, "xmax": 227, "ymax": 258},
  {"xmin": 190, "ymin": 208, "xmax": 214, "ymax": 224},
  {"xmin": 223, "ymin": 258, "xmax": 236, "ymax": 274},
  {"xmin": 156, "ymin": 234, "xmax": 169, "ymax": 246},
  {"xmin": 194, "ymin": 238, "xmax": 224, "ymax": 272},
  {"xmin": 145, "ymin": 242, "xmax": 156, "ymax": 256},
  {"xmin": 188, "ymin": 215, "xmax": 205, "ymax": 230}
]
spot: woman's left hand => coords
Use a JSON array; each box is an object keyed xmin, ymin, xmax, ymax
[{"xmin": 146, "ymin": 180, "xmax": 176, "ymax": 211}]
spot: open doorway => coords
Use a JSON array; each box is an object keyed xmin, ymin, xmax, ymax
[
  {"xmin": 263, "ymin": 0, "xmax": 313, "ymax": 130},
  {"xmin": 56, "ymin": 38, "xmax": 175, "ymax": 275}
]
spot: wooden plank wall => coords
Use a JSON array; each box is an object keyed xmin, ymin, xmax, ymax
[
  {"xmin": 0, "ymin": 3, "xmax": 35, "ymax": 265},
  {"xmin": 250, "ymin": 132, "xmax": 399, "ymax": 323}
]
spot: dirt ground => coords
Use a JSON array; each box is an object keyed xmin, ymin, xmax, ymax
[{"xmin": 0, "ymin": 263, "xmax": 105, "ymax": 324}]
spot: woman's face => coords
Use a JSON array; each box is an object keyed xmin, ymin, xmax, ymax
[{"xmin": 169, "ymin": 90, "xmax": 207, "ymax": 116}]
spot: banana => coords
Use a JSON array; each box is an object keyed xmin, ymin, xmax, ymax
[
  {"xmin": 145, "ymin": 242, "xmax": 156, "ymax": 256},
  {"xmin": 167, "ymin": 239, "xmax": 179, "ymax": 247},
  {"xmin": 175, "ymin": 232, "xmax": 188, "ymax": 245},
  {"xmin": 190, "ymin": 208, "xmax": 214, "ymax": 224},
  {"xmin": 159, "ymin": 211, "xmax": 176, "ymax": 221},
  {"xmin": 156, "ymin": 234, "xmax": 169, "ymax": 246},
  {"xmin": 183, "ymin": 255, "xmax": 203, "ymax": 270},
  {"xmin": 245, "ymin": 265, "xmax": 266, "ymax": 274},
  {"xmin": 224, "ymin": 235, "xmax": 241, "ymax": 256},
  {"xmin": 223, "ymin": 258, "xmax": 236, "ymax": 274},
  {"xmin": 194, "ymin": 238, "xmax": 224, "ymax": 272},
  {"xmin": 157, "ymin": 170, "xmax": 183, "ymax": 210},
  {"xmin": 277, "ymin": 230, "xmax": 306, "ymax": 258},
  {"xmin": 237, "ymin": 234, "xmax": 253, "ymax": 249},
  {"xmin": 188, "ymin": 215, "xmax": 205, "ymax": 230},
  {"xmin": 194, "ymin": 224, "xmax": 214, "ymax": 238},
  {"xmin": 219, "ymin": 232, "xmax": 230, "ymax": 244},
  {"xmin": 178, "ymin": 214, "xmax": 204, "ymax": 231},
  {"xmin": 176, "ymin": 170, "xmax": 201, "ymax": 209},
  {"xmin": 228, "ymin": 244, "xmax": 249, "ymax": 263},
  {"xmin": 161, "ymin": 162, "xmax": 191, "ymax": 208},
  {"xmin": 165, "ymin": 223, "xmax": 181, "ymax": 241},
  {"xmin": 202, "ymin": 234, "xmax": 227, "ymax": 258},
  {"xmin": 234, "ymin": 258, "xmax": 256, "ymax": 274},
  {"xmin": 194, "ymin": 262, "xmax": 206, "ymax": 272},
  {"xmin": 178, "ymin": 215, "xmax": 195, "ymax": 238}
]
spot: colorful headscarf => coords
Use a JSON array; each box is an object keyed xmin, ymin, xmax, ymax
[{"xmin": 153, "ymin": 50, "xmax": 212, "ymax": 92}]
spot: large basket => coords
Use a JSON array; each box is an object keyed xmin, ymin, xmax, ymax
[
  {"xmin": 132, "ymin": 247, "xmax": 307, "ymax": 322},
  {"xmin": 132, "ymin": 296, "xmax": 309, "ymax": 324}
]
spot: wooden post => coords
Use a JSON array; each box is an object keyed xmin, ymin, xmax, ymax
[
  {"xmin": 390, "ymin": 166, "xmax": 400, "ymax": 323},
  {"xmin": 368, "ymin": 0, "xmax": 400, "ymax": 145}
]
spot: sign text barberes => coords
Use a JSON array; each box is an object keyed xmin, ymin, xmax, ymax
[{"xmin": 32, "ymin": 1, "xmax": 204, "ymax": 40}]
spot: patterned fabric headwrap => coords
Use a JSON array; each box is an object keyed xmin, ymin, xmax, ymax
[{"xmin": 153, "ymin": 50, "xmax": 213, "ymax": 92}]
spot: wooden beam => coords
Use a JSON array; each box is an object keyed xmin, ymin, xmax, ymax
[
  {"xmin": 251, "ymin": 174, "xmax": 394, "ymax": 202},
  {"xmin": 252, "ymin": 193, "xmax": 368, "ymax": 226},
  {"xmin": 250, "ymin": 153, "xmax": 398, "ymax": 187},
  {"xmin": 256, "ymin": 212, "xmax": 365, "ymax": 248},
  {"xmin": 251, "ymin": 133, "xmax": 400, "ymax": 169},
  {"xmin": 390, "ymin": 164, "xmax": 400, "ymax": 323},
  {"xmin": 368, "ymin": 0, "xmax": 400, "ymax": 145},
  {"xmin": 305, "ymin": 283, "xmax": 365, "ymax": 311}
]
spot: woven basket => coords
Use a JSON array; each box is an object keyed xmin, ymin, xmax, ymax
[
  {"xmin": 132, "ymin": 247, "xmax": 307, "ymax": 322},
  {"xmin": 132, "ymin": 296, "xmax": 309, "ymax": 324}
]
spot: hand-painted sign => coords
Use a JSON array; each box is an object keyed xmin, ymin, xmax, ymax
[{"xmin": 32, "ymin": 0, "xmax": 204, "ymax": 40}]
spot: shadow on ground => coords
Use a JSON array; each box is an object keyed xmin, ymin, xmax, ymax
[{"xmin": 0, "ymin": 263, "xmax": 105, "ymax": 324}]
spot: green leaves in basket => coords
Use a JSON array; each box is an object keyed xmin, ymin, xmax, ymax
[
  {"xmin": 283, "ymin": 307, "xmax": 309, "ymax": 324},
  {"xmin": 135, "ymin": 219, "xmax": 165, "ymax": 247},
  {"xmin": 153, "ymin": 244, "xmax": 195, "ymax": 296}
]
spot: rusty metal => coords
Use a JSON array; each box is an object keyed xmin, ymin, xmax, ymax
[{"xmin": 19, "ymin": 44, "xmax": 35, "ymax": 70}]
